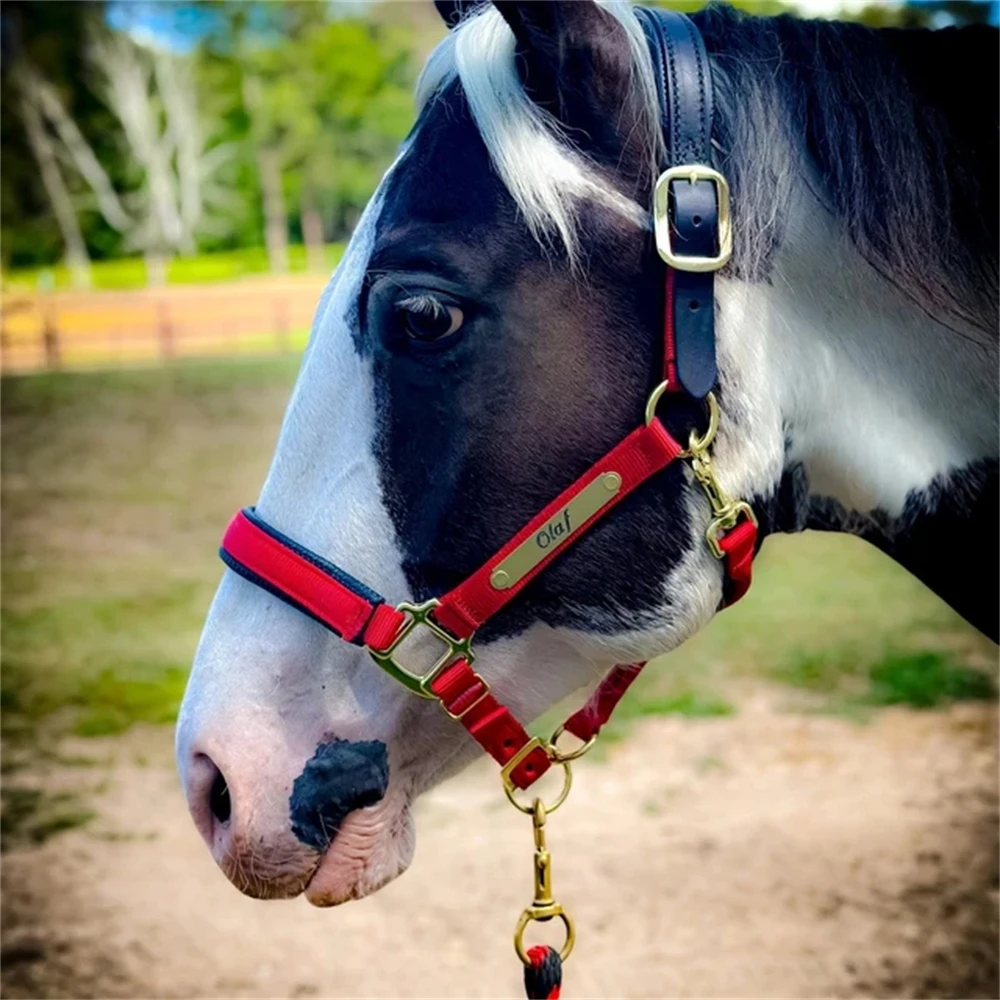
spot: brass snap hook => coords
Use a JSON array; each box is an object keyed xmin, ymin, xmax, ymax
[
  {"xmin": 679, "ymin": 391, "xmax": 720, "ymax": 458},
  {"xmin": 513, "ymin": 799, "xmax": 576, "ymax": 965}
]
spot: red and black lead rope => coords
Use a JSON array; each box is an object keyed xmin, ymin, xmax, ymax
[{"xmin": 524, "ymin": 945, "xmax": 563, "ymax": 1000}]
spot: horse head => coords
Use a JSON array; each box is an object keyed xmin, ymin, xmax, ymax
[{"xmin": 176, "ymin": 0, "xmax": 998, "ymax": 907}]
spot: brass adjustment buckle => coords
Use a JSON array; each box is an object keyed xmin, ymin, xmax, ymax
[
  {"xmin": 513, "ymin": 799, "xmax": 576, "ymax": 966},
  {"xmin": 368, "ymin": 599, "xmax": 475, "ymax": 699},
  {"xmin": 501, "ymin": 737, "xmax": 573, "ymax": 813},
  {"xmin": 653, "ymin": 164, "xmax": 732, "ymax": 273}
]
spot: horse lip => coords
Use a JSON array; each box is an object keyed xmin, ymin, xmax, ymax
[{"xmin": 302, "ymin": 798, "xmax": 413, "ymax": 907}]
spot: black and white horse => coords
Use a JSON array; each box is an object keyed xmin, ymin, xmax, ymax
[{"xmin": 176, "ymin": 0, "xmax": 998, "ymax": 906}]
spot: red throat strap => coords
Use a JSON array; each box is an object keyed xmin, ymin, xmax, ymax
[{"xmin": 719, "ymin": 518, "xmax": 757, "ymax": 605}]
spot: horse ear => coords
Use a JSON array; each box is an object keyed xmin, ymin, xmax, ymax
[
  {"xmin": 434, "ymin": 0, "xmax": 483, "ymax": 29},
  {"xmin": 492, "ymin": 0, "xmax": 635, "ymax": 148}
]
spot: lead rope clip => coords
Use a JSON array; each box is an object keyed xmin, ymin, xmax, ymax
[{"xmin": 515, "ymin": 798, "xmax": 574, "ymax": 999}]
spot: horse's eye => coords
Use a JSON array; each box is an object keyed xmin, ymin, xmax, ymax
[{"xmin": 396, "ymin": 295, "xmax": 463, "ymax": 343}]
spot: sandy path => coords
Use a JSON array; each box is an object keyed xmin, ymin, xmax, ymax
[{"xmin": 3, "ymin": 696, "xmax": 997, "ymax": 1000}]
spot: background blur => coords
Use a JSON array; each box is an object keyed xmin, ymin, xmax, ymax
[
  {"xmin": 0, "ymin": 0, "xmax": 996, "ymax": 369},
  {"xmin": 1, "ymin": 2, "xmax": 997, "ymax": 999}
]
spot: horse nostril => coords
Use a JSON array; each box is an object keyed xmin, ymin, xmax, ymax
[{"xmin": 210, "ymin": 771, "xmax": 231, "ymax": 824}]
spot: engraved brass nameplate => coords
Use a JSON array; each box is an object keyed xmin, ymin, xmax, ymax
[{"xmin": 489, "ymin": 472, "xmax": 622, "ymax": 591}]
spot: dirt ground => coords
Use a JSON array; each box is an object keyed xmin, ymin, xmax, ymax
[{"xmin": 2, "ymin": 694, "xmax": 997, "ymax": 1000}]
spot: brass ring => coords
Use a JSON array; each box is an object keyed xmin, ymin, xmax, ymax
[
  {"xmin": 645, "ymin": 386, "xmax": 720, "ymax": 457},
  {"xmin": 504, "ymin": 760, "xmax": 573, "ymax": 815},
  {"xmin": 644, "ymin": 380, "xmax": 670, "ymax": 426},
  {"xmin": 514, "ymin": 908, "xmax": 576, "ymax": 965},
  {"xmin": 548, "ymin": 724, "xmax": 596, "ymax": 763}
]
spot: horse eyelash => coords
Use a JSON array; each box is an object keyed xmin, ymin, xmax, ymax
[{"xmin": 396, "ymin": 294, "xmax": 448, "ymax": 318}]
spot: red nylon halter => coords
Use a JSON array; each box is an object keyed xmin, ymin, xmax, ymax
[
  {"xmin": 220, "ymin": 340, "xmax": 757, "ymax": 792},
  {"xmin": 219, "ymin": 136, "xmax": 758, "ymax": 793}
]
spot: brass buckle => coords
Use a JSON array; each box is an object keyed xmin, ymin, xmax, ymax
[
  {"xmin": 440, "ymin": 676, "xmax": 491, "ymax": 721},
  {"xmin": 653, "ymin": 164, "xmax": 732, "ymax": 273},
  {"xmin": 502, "ymin": 737, "xmax": 572, "ymax": 813},
  {"xmin": 368, "ymin": 599, "xmax": 474, "ymax": 699}
]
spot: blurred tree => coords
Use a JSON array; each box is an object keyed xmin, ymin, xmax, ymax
[
  {"xmin": 2, "ymin": 0, "xmax": 235, "ymax": 283},
  {"xmin": 1, "ymin": 1, "xmax": 109, "ymax": 283},
  {"xmin": 270, "ymin": 18, "xmax": 414, "ymax": 265},
  {"xmin": 199, "ymin": 2, "xmax": 416, "ymax": 272},
  {"xmin": 88, "ymin": 31, "xmax": 235, "ymax": 283},
  {"xmin": 2, "ymin": 0, "xmax": 992, "ymax": 278}
]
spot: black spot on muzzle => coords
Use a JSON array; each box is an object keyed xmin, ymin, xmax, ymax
[{"xmin": 289, "ymin": 739, "xmax": 389, "ymax": 852}]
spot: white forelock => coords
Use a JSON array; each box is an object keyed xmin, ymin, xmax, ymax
[{"xmin": 416, "ymin": 1, "xmax": 662, "ymax": 261}]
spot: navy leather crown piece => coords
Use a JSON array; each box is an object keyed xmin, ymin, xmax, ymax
[{"xmin": 635, "ymin": 7, "xmax": 722, "ymax": 400}]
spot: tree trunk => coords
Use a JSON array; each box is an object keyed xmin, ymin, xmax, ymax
[
  {"xmin": 258, "ymin": 147, "xmax": 288, "ymax": 275},
  {"xmin": 145, "ymin": 250, "xmax": 168, "ymax": 288},
  {"xmin": 301, "ymin": 195, "xmax": 326, "ymax": 273},
  {"xmin": 19, "ymin": 88, "xmax": 90, "ymax": 289},
  {"xmin": 241, "ymin": 72, "xmax": 288, "ymax": 276}
]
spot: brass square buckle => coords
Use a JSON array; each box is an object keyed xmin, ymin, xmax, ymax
[
  {"xmin": 368, "ymin": 599, "xmax": 474, "ymax": 699},
  {"xmin": 653, "ymin": 164, "xmax": 732, "ymax": 273}
]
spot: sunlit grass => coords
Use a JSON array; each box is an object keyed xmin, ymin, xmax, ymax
[{"xmin": 3, "ymin": 244, "xmax": 345, "ymax": 292}]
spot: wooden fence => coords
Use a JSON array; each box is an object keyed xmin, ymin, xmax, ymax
[{"xmin": 0, "ymin": 275, "xmax": 330, "ymax": 374}]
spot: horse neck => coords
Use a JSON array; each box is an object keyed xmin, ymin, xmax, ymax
[{"xmin": 715, "ymin": 191, "xmax": 998, "ymax": 637}]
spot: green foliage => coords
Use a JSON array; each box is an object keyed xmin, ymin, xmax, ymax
[
  {"xmin": 771, "ymin": 648, "xmax": 866, "ymax": 693},
  {"xmin": 73, "ymin": 667, "xmax": 190, "ymax": 736},
  {"xmin": 1, "ymin": 586, "xmax": 202, "ymax": 741},
  {"xmin": 620, "ymin": 690, "xmax": 735, "ymax": 720},
  {"xmin": 1, "ymin": 1, "xmax": 422, "ymax": 271}
]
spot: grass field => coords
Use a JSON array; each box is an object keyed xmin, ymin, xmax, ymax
[
  {"xmin": 3, "ymin": 244, "xmax": 346, "ymax": 293},
  {"xmin": 2, "ymin": 359, "xmax": 995, "ymax": 840}
]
